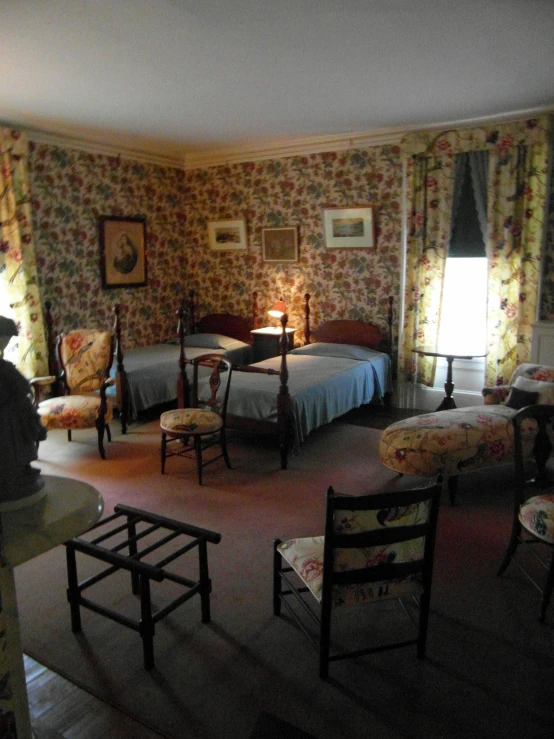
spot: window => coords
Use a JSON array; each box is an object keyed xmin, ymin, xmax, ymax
[{"xmin": 436, "ymin": 151, "xmax": 488, "ymax": 379}]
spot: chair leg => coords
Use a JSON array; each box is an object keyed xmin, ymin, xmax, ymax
[
  {"xmin": 95, "ymin": 418, "xmax": 106, "ymax": 459},
  {"xmin": 67, "ymin": 430, "xmax": 72, "ymax": 442},
  {"xmin": 319, "ymin": 604, "xmax": 331, "ymax": 680},
  {"xmin": 447, "ymin": 475, "xmax": 458, "ymax": 506},
  {"xmin": 220, "ymin": 428, "xmax": 231, "ymax": 469},
  {"xmin": 161, "ymin": 433, "xmax": 167, "ymax": 473},
  {"xmin": 273, "ymin": 540, "xmax": 283, "ymax": 616},
  {"xmin": 497, "ymin": 518, "xmax": 522, "ymax": 576},
  {"xmin": 194, "ymin": 435, "xmax": 203, "ymax": 485},
  {"xmin": 106, "ymin": 423, "xmax": 112, "ymax": 442},
  {"xmin": 416, "ymin": 592, "xmax": 431, "ymax": 659},
  {"xmin": 539, "ymin": 550, "xmax": 554, "ymax": 623}
]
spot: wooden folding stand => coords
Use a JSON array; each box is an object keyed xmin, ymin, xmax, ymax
[{"xmin": 65, "ymin": 504, "xmax": 221, "ymax": 669}]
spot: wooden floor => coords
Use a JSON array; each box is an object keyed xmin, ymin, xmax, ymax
[
  {"xmin": 25, "ymin": 655, "xmax": 165, "ymax": 738},
  {"xmin": 24, "ymin": 402, "xmax": 413, "ymax": 739}
]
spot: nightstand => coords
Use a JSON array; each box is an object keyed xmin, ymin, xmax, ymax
[{"xmin": 251, "ymin": 327, "xmax": 296, "ymax": 362}]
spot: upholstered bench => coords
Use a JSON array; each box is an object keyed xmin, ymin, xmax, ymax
[{"xmin": 379, "ymin": 363, "xmax": 554, "ymax": 504}]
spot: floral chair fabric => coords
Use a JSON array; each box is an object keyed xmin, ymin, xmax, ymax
[
  {"xmin": 519, "ymin": 494, "xmax": 554, "ymax": 545},
  {"xmin": 34, "ymin": 328, "xmax": 115, "ymax": 458},
  {"xmin": 379, "ymin": 364, "xmax": 554, "ymax": 481},
  {"xmin": 38, "ymin": 394, "xmax": 114, "ymax": 430},
  {"xmin": 60, "ymin": 330, "xmax": 114, "ymax": 393},
  {"xmin": 160, "ymin": 408, "xmax": 223, "ymax": 436}
]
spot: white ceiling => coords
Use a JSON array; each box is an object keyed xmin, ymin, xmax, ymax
[{"xmin": 2, "ymin": 0, "xmax": 554, "ymax": 165}]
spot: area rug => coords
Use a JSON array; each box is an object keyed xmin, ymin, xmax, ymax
[{"xmin": 15, "ymin": 420, "xmax": 554, "ymax": 739}]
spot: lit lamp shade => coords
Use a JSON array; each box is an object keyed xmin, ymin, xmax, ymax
[{"xmin": 268, "ymin": 299, "xmax": 286, "ymax": 318}]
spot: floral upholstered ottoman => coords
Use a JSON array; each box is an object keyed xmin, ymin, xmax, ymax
[{"xmin": 379, "ymin": 364, "xmax": 554, "ymax": 504}]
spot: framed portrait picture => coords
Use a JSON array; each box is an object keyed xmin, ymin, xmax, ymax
[
  {"xmin": 322, "ymin": 206, "xmax": 375, "ymax": 249},
  {"xmin": 262, "ymin": 226, "xmax": 298, "ymax": 263},
  {"xmin": 100, "ymin": 216, "xmax": 147, "ymax": 288},
  {"xmin": 208, "ymin": 219, "xmax": 247, "ymax": 251}
]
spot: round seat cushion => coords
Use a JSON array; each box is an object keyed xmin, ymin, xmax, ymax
[
  {"xmin": 160, "ymin": 408, "xmax": 223, "ymax": 436},
  {"xmin": 519, "ymin": 494, "xmax": 554, "ymax": 544},
  {"xmin": 38, "ymin": 394, "xmax": 113, "ymax": 430},
  {"xmin": 379, "ymin": 405, "xmax": 552, "ymax": 478}
]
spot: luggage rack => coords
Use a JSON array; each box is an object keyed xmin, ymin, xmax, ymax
[{"xmin": 65, "ymin": 503, "xmax": 221, "ymax": 669}]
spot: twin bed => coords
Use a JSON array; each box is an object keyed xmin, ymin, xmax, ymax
[{"xmin": 44, "ymin": 294, "xmax": 393, "ymax": 467}]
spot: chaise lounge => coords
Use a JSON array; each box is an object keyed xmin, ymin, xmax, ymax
[{"xmin": 379, "ymin": 363, "xmax": 554, "ymax": 504}]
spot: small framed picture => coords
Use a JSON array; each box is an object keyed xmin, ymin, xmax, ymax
[
  {"xmin": 322, "ymin": 206, "xmax": 375, "ymax": 249},
  {"xmin": 100, "ymin": 216, "xmax": 147, "ymax": 288},
  {"xmin": 262, "ymin": 226, "xmax": 299, "ymax": 263},
  {"xmin": 208, "ymin": 219, "xmax": 247, "ymax": 251}
]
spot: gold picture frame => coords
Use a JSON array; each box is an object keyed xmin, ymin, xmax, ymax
[
  {"xmin": 262, "ymin": 226, "xmax": 298, "ymax": 263},
  {"xmin": 100, "ymin": 216, "xmax": 147, "ymax": 288},
  {"xmin": 208, "ymin": 219, "xmax": 248, "ymax": 251},
  {"xmin": 322, "ymin": 206, "xmax": 375, "ymax": 249}
]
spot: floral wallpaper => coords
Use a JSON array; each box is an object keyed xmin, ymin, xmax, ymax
[
  {"xmin": 29, "ymin": 142, "xmax": 403, "ymax": 351},
  {"xmin": 184, "ymin": 148, "xmax": 403, "ymax": 344},
  {"xmin": 27, "ymin": 133, "xmax": 554, "ymax": 360},
  {"xmin": 539, "ymin": 142, "xmax": 554, "ymax": 320},
  {"xmin": 28, "ymin": 144, "xmax": 189, "ymax": 349}
]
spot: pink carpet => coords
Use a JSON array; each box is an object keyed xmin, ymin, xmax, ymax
[{"xmin": 15, "ymin": 419, "xmax": 554, "ymax": 739}]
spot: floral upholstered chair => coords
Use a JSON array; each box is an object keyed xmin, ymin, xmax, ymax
[
  {"xmin": 160, "ymin": 353, "xmax": 234, "ymax": 485},
  {"xmin": 497, "ymin": 403, "xmax": 554, "ymax": 622},
  {"xmin": 273, "ymin": 481, "xmax": 442, "ymax": 679},
  {"xmin": 379, "ymin": 364, "xmax": 554, "ymax": 504},
  {"xmin": 32, "ymin": 328, "xmax": 116, "ymax": 458}
]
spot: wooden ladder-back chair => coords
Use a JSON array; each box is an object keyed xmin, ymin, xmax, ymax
[
  {"xmin": 160, "ymin": 353, "xmax": 234, "ymax": 484},
  {"xmin": 32, "ymin": 313, "xmax": 116, "ymax": 459},
  {"xmin": 273, "ymin": 481, "xmax": 442, "ymax": 679},
  {"xmin": 497, "ymin": 404, "xmax": 554, "ymax": 622}
]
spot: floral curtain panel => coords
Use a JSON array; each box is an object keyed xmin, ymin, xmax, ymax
[
  {"xmin": 0, "ymin": 129, "xmax": 47, "ymax": 377},
  {"xmin": 402, "ymin": 152, "xmax": 455, "ymax": 386},
  {"xmin": 401, "ymin": 115, "xmax": 552, "ymax": 388}
]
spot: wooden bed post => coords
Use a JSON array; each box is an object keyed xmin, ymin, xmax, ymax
[
  {"xmin": 187, "ymin": 290, "xmax": 198, "ymax": 335},
  {"xmin": 387, "ymin": 295, "xmax": 394, "ymax": 355},
  {"xmin": 252, "ymin": 291, "xmax": 259, "ymax": 330},
  {"xmin": 113, "ymin": 304, "xmax": 128, "ymax": 434},
  {"xmin": 277, "ymin": 312, "xmax": 292, "ymax": 469},
  {"xmin": 177, "ymin": 304, "xmax": 190, "ymax": 408},
  {"xmin": 304, "ymin": 293, "xmax": 311, "ymax": 345}
]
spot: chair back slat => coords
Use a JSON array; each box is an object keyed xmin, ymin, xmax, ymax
[
  {"xmin": 191, "ymin": 353, "xmax": 233, "ymax": 419},
  {"xmin": 321, "ymin": 482, "xmax": 442, "ymax": 601}
]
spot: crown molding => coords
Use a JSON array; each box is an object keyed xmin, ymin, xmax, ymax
[
  {"xmin": 183, "ymin": 105, "xmax": 554, "ymax": 169},
  {"xmin": 19, "ymin": 126, "xmax": 186, "ymax": 170},
  {"xmin": 8, "ymin": 104, "xmax": 552, "ymax": 172}
]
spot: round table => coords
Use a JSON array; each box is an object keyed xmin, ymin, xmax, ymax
[
  {"xmin": 0, "ymin": 475, "xmax": 103, "ymax": 738},
  {"xmin": 413, "ymin": 345, "xmax": 487, "ymax": 410}
]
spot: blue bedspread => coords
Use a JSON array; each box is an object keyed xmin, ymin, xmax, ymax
[
  {"xmin": 224, "ymin": 343, "xmax": 391, "ymax": 449},
  {"xmin": 108, "ymin": 341, "xmax": 252, "ymax": 419}
]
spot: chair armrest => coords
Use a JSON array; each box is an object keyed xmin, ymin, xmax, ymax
[
  {"xmin": 30, "ymin": 375, "xmax": 57, "ymax": 386},
  {"xmin": 482, "ymin": 385, "xmax": 510, "ymax": 405}
]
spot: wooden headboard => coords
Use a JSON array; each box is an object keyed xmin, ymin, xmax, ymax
[
  {"xmin": 304, "ymin": 294, "xmax": 394, "ymax": 353},
  {"xmin": 187, "ymin": 290, "xmax": 259, "ymax": 344}
]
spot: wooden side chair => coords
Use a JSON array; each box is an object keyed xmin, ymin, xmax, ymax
[
  {"xmin": 160, "ymin": 353, "xmax": 233, "ymax": 485},
  {"xmin": 31, "ymin": 328, "xmax": 115, "ymax": 458},
  {"xmin": 497, "ymin": 404, "xmax": 554, "ymax": 622},
  {"xmin": 273, "ymin": 481, "xmax": 442, "ymax": 679}
]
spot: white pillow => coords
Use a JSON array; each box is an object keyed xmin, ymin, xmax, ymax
[{"xmin": 513, "ymin": 376, "xmax": 554, "ymax": 405}]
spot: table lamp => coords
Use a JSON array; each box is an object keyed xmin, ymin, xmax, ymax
[{"xmin": 268, "ymin": 298, "xmax": 286, "ymax": 328}]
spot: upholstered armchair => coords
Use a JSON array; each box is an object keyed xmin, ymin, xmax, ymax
[{"xmin": 32, "ymin": 328, "xmax": 116, "ymax": 458}]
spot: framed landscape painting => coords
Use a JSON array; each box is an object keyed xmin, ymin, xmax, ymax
[
  {"xmin": 322, "ymin": 206, "xmax": 375, "ymax": 249},
  {"xmin": 100, "ymin": 215, "xmax": 147, "ymax": 288},
  {"xmin": 262, "ymin": 226, "xmax": 298, "ymax": 263},
  {"xmin": 208, "ymin": 219, "xmax": 247, "ymax": 251}
]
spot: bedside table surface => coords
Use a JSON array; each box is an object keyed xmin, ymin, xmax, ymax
[{"xmin": 251, "ymin": 326, "xmax": 296, "ymax": 336}]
